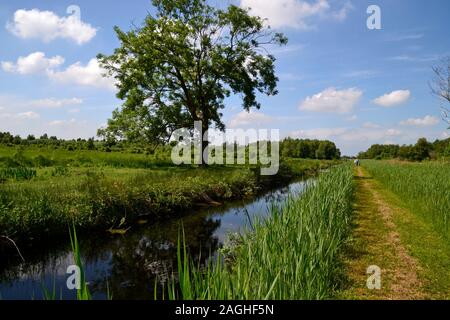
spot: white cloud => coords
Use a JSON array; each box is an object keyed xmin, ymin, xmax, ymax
[
  {"xmin": 240, "ymin": 0, "xmax": 351, "ymax": 29},
  {"xmin": 49, "ymin": 118, "xmax": 77, "ymax": 126},
  {"xmin": 229, "ymin": 110, "xmax": 275, "ymax": 128},
  {"xmin": 28, "ymin": 97, "xmax": 83, "ymax": 109},
  {"xmin": 290, "ymin": 127, "xmax": 347, "ymax": 140},
  {"xmin": 2, "ymin": 52, "xmax": 64, "ymax": 75},
  {"xmin": 295, "ymin": 127, "xmax": 402, "ymax": 143},
  {"xmin": 48, "ymin": 58, "xmax": 116, "ymax": 90},
  {"xmin": 299, "ymin": 87, "xmax": 362, "ymax": 113},
  {"xmin": 343, "ymin": 70, "xmax": 378, "ymax": 78},
  {"xmin": 7, "ymin": 9, "xmax": 97, "ymax": 45},
  {"xmin": 385, "ymin": 33, "xmax": 424, "ymax": 42},
  {"xmin": 388, "ymin": 55, "xmax": 440, "ymax": 63},
  {"xmin": 400, "ymin": 115, "xmax": 439, "ymax": 127},
  {"xmin": 2, "ymin": 53, "xmax": 115, "ymax": 90},
  {"xmin": 373, "ymin": 90, "xmax": 411, "ymax": 107},
  {"xmin": 0, "ymin": 111, "xmax": 40, "ymax": 120}
]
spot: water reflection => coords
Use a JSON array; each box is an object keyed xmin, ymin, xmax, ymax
[{"xmin": 0, "ymin": 180, "xmax": 307, "ymax": 300}]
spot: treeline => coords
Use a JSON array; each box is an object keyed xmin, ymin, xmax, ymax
[
  {"xmin": 281, "ymin": 138, "xmax": 341, "ymax": 160},
  {"xmin": 0, "ymin": 131, "xmax": 153, "ymax": 154},
  {"xmin": 358, "ymin": 137, "xmax": 450, "ymax": 161}
]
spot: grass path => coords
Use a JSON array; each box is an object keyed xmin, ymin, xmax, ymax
[{"xmin": 340, "ymin": 166, "xmax": 427, "ymax": 299}]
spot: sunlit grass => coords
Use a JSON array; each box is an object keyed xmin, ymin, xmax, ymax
[
  {"xmin": 165, "ymin": 165, "xmax": 354, "ymax": 300},
  {"xmin": 363, "ymin": 160, "xmax": 450, "ymax": 238}
]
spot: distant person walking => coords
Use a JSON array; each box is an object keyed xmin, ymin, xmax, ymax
[{"xmin": 354, "ymin": 159, "xmax": 360, "ymax": 167}]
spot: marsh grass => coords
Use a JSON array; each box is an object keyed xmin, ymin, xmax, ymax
[
  {"xmin": 0, "ymin": 143, "xmax": 336, "ymax": 242},
  {"xmin": 165, "ymin": 165, "xmax": 354, "ymax": 300},
  {"xmin": 363, "ymin": 160, "xmax": 450, "ymax": 238}
]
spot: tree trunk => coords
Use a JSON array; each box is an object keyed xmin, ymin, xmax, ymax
[{"xmin": 201, "ymin": 121, "xmax": 209, "ymax": 166}]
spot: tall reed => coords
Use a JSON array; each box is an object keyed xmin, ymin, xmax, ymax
[{"xmin": 166, "ymin": 164, "xmax": 354, "ymax": 300}]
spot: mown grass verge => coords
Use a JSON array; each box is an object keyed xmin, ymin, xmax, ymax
[
  {"xmin": 359, "ymin": 164, "xmax": 450, "ymax": 299},
  {"xmin": 362, "ymin": 160, "xmax": 450, "ymax": 241}
]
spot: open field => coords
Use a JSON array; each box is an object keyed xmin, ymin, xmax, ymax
[
  {"xmin": 339, "ymin": 163, "xmax": 450, "ymax": 300},
  {"xmin": 0, "ymin": 145, "xmax": 336, "ymax": 243},
  {"xmin": 362, "ymin": 160, "xmax": 450, "ymax": 239}
]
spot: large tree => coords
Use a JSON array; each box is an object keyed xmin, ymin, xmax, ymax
[
  {"xmin": 97, "ymin": 0, "xmax": 287, "ymax": 157},
  {"xmin": 431, "ymin": 56, "xmax": 450, "ymax": 127}
]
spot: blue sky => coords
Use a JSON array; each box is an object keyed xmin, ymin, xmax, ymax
[{"xmin": 0, "ymin": 0, "xmax": 449, "ymax": 155}]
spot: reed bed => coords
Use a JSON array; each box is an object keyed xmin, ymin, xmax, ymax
[{"xmin": 167, "ymin": 164, "xmax": 355, "ymax": 300}]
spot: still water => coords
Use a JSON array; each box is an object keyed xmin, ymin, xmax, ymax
[{"xmin": 0, "ymin": 180, "xmax": 308, "ymax": 300}]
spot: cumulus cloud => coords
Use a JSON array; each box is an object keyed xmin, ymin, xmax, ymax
[
  {"xmin": 1, "ymin": 52, "xmax": 64, "ymax": 75},
  {"xmin": 299, "ymin": 87, "xmax": 362, "ymax": 113},
  {"xmin": 373, "ymin": 90, "xmax": 411, "ymax": 107},
  {"xmin": 400, "ymin": 115, "xmax": 439, "ymax": 127},
  {"xmin": 240, "ymin": 0, "xmax": 351, "ymax": 29},
  {"xmin": 7, "ymin": 9, "xmax": 97, "ymax": 45},
  {"xmin": 48, "ymin": 59, "xmax": 116, "ymax": 90},
  {"xmin": 229, "ymin": 110, "xmax": 275, "ymax": 128},
  {"xmin": 2, "ymin": 52, "xmax": 115, "ymax": 90}
]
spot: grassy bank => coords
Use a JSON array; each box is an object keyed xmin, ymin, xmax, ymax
[
  {"xmin": 0, "ymin": 145, "xmax": 336, "ymax": 243},
  {"xmin": 362, "ymin": 160, "xmax": 450, "ymax": 239},
  {"xmin": 168, "ymin": 164, "xmax": 354, "ymax": 300},
  {"xmin": 359, "ymin": 161, "xmax": 450, "ymax": 298}
]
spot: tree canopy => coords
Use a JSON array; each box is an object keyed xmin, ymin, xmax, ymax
[
  {"xmin": 358, "ymin": 137, "xmax": 450, "ymax": 161},
  {"xmin": 281, "ymin": 138, "xmax": 341, "ymax": 160},
  {"xmin": 97, "ymin": 0, "xmax": 287, "ymax": 149}
]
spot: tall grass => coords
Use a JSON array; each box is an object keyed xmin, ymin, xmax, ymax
[
  {"xmin": 166, "ymin": 165, "xmax": 354, "ymax": 300},
  {"xmin": 69, "ymin": 226, "xmax": 91, "ymax": 300},
  {"xmin": 363, "ymin": 160, "xmax": 450, "ymax": 238}
]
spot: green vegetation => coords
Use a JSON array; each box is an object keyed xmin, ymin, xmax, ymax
[
  {"xmin": 166, "ymin": 165, "xmax": 354, "ymax": 300},
  {"xmin": 97, "ymin": 0, "xmax": 287, "ymax": 157},
  {"xmin": 345, "ymin": 165, "xmax": 450, "ymax": 299},
  {"xmin": 358, "ymin": 137, "xmax": 450, "ymax": 161},
  {"xmin": 281, "ymin": 138, "xmax": 341, "ymax": 160},
  {"xmin": 0, "ymin": 142, "xmax": 335, "ymax": 243},
  {"xmin": 363, "ymin": 160, "xmax": 450, "ymax": 239}
]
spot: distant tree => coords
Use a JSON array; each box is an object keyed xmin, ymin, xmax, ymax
[
  {"xmin": 431, "ymin": 56, "xmax": 450, "ymax": 127},
  {"xmin": 27, "ymin": 134, "xmax": 35, "ymax": 141},
  {"xmin": 87, "ymin": 138, "xmax": 96, "ymax": 150},
  {"xmin": 281, "ymin": 138, "xmax": 340, "ymax": 160},
  {"xmin": 40, "ymin": 133, "xmax": 48, "ymax": 140},
  {"xmin": 13, "ymin": 135, "xmax": 22, "ymax": 145},
  {"xmin": 413, "ymin": 137, "xmax": 431, "ymax": 161},
  {"xmin": 316, "ymin": 141, "xmax": 338, "ymax": 160},
  {"xmin": 97, "ymin": 0, "xmax": 287, "ymax": 163}
]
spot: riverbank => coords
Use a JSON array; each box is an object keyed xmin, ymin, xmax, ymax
[
  {"xmin": 0, "ymin": 154, "xmax": 336, "ymax": 244},
  {"xmin": 168, "ymin": 164, "xmax": 355, "ymax": 300}
]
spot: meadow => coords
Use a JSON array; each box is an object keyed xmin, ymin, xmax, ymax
[
  {"xmin": 0, "ymin": 145, "xmax": 335, "ymax": 243},
  {"xmin": 363, "ymin": 160, "xmax": 450, "ymax": 239}
]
